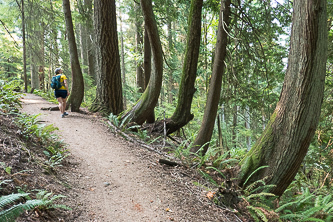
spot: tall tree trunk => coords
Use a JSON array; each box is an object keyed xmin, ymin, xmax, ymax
[
  {"xmin": 245, "ymin": 106, "xmax": 251, "ymax": 151},
  {"xmin": 135, "ymin": 3, "xmax": 144, "ymax": 93},
  {"xmin": 232, "ymin": 105, "xmax": 237, "ymax": 149},
  {"xmin": 30, "ymin": 52, "xmax": 39, "ymax": 90},
  {"xmin": 39, "ymin": 26, "xmax": 45, "ymax": 91},
  {"xmin": 21, "ymin": 0, "xmax": 27, "ymax": 92},
  {"xmin": 239, "ymin": 0, "xmax": 327, "ymax": 196},
  {"xmin": 90, "ymin": 0, "xmax": 123, "ymax": 115},
  {"xmin": 151, "ymin": 0, "xmax": 203, "ymax": 134},
  {"xmin": 167, "ymin": 19, "xmax": 174, "ymax": 104},
  {"xmin": 120, "ymin": 14, "xmax": 127, "ymax": 109},
  {"xmin": 80, "ymin": 23, "xmax": 88, "ymax": 75},
  {"xmin": 82, "ymin": 0, "xmax": 95, "ymax": 80},
  {"xmin": 143, "ymin": 28, "xmax": 155, "ymax": 123},
  {"xmin": 62, "ymin": 0, "xmax": 84, "ymax": 112},
  {"xmin": 191, "ymin": 0, "xmax": 231, "ymax": 154},
  {"xmin": 121, "ymin": 0, "xmax": 163, "ymax": 125}
]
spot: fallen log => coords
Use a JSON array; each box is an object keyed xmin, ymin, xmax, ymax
[
  {"xmin": 40, "ymin": 106, "xmax": 59, "ymax": 111},
  {"xmin": 158, "ymin": 159, "xmax": 180, "ymax": 167}
]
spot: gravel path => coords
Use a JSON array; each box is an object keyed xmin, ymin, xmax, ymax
[{"xmin": 21, "ymin": 93, "xmax": 240, "ymax": 222}]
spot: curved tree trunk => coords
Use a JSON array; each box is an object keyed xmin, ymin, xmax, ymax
[
  {"xmin": 149, "ymin": 0, "xmax": 203, "ymax": 134},
  {"xmin": 62, "ymin": 0, "xmax": 84, "ymax": 112},
  {"xmin": 239, "ymin": 0, "xmax": 327, "ymax": 196},
  {"xmin": 191, "ymin": 0, "xmax": 231, "ymax": 154},
  {"xmin": 120, "ymin": 0, "xmax": 163, "ymax": 125},
  {"xmin": 90, "ymin": 0, "xmax": 123, "ymax": 115},
  {"xmin": 143, "ymin": 28, "xmax": 155, "ymax": 123}
]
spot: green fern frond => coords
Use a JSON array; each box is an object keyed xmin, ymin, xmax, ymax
[
  {"xmin": 279, "ymin": 213, "xmax": 303, "ymax": 220},
  {"xmin": 300, "ymin": 217, "xmax": 325, "ymax": 222},
  {"xmin": 249, "ymin": 184, "xmax": 276, "ymax": 195},
  {"xmin": 243, "ymin": 165, "xmax": 269, "ymax": 187},
  {"xmin": 314, "ymin": 195, "xmax": 323, "ymax": 207},
  {"xmin": 206, "ymin": 166, "xmax": 226, "ymax": 179},
  {"xmin": 244, "ymin": 179, "xmax": 265, "ymax": 193},
  {"xmin": 321, "ymin": 194, "xmax": 332, "ymax": 205},
  {"xmin": 245, "ymin": 192, "xmax": 276, "ymax": 201},
  {"xmin": 301, "ymin": 206, "xmax": 324, "ymax": 218},
  {"xmin": 52, "ymin": 204, "xmax": 72, "ymax": 211},
  {"xmin": 198, "ymin": 170, "xmax": 219, "ymax": 187},
  {"xmin": 0, "ymin": 199, "xmax": 46, "ymax": 222},
  {"xmin": 247, "ymin": 205, "xmax": 268, "ymax": 222},
  {"xmin": 323, "ymin": 202, "xmax": 333, "ymax": 212},
  {"xmin": 0, "ymin": 193, "xmax": 30, "ymax": 209},
  {"xmin": 275, "ymin": 200, "xmax": 300, "ymax": 212}
]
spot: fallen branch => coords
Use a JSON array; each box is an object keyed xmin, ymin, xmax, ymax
[
  {"xmin": 107, "ymin": 121, "xmax": 175, "ymax": 160},
  {"xmin": 159, "ymin": 159, "xmax": 179, "ymax": 167},
  {"xmin": 40, "ymin": 106, "xmax": 59, "ymax": 111}
]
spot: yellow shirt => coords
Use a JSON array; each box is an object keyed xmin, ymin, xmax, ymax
[{"xmin": 57, "ymin": 74, "xmax": 67, "ymax": 90}]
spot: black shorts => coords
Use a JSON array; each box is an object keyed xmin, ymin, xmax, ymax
[{"xmin": 54, "ymin": 90, "xmax": 68, "ymax": 99}]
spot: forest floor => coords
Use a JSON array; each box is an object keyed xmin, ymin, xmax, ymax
[{"xmin": 5, "ymin": 93, "xmax": 245, "ymax": 222}]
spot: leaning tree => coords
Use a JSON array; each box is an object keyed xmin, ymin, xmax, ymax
[{"xmin": 239, "ymin": 0, "xmax": 327, "ymax": 196}]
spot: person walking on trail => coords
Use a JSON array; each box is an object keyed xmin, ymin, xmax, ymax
[{"xmin": 54, "ymin": 68, "xmax": 70, "ymax": 118}]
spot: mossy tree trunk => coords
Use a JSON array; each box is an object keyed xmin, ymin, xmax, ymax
[
  {"xmin": 239, "ymin": 0, "xmax": 327, "ymax": 196},
  {"xmin": 191, "ymin": 0, "xmax": 231, "ymax": 154},
  {"xmin": 150, "ymin": 0, "xmax": 203, "ymax": 134},
  {"xmin": 90, "ymin": 0, "xmax": 123, "ymax": 115},
  {"xmin": 143, "ymin": 28, "xmax": 155, "ymax": 123},
  {"xmin": 63, "ymin": 0, "xmax": 84, "ymax": 112},
  {"xmin": 120, "ymin": 0, "xmax": 163, "ymax": 125}
]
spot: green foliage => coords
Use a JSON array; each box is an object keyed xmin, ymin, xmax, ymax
[
  {"xmin": 0, "ymin": 190, "xmax": 70, "ymax": 222},
  {"xmin": 0, "ymin": 162, "xmax": 12, "ymax": 175},
  {"xmin": 241, "ymin": 177, "xmax": 278, "ymax": 222},
  {"xmin": 14, "ymin": 112, "xmax": 68, "ymax": 172},
  {"xmin": 33, "ymin": 89, "xmax": 58, "ymax": 104},
  {"xmin": 15, "ymin": 113, "xmax": 59, "ymax": 142},
  {"xmin": 0, "ymin": 81, "xmax": 22, "ymax": 114},
  {"xmin": 43, "ymin": 146, "xmax": 69, "ymax": 172},
  {"xmin": 277, "ymin": 187, "xmax": 333, "ymax": 222}
]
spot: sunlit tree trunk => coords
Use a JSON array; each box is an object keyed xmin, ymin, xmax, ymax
[
  {"xmin": 239, "ymin": 0, "xmax": 327, "ymax": 196},
  {"xmin": 62, "ymin": 0, "xmax": 84, "ymax": 112},
  {"xmin": 90, "ymin": 0, "xmax": 123, "ymax": 115},
  {"xmin": 191, "ymin": 0, "xmax": 231, "ymax": 154}
]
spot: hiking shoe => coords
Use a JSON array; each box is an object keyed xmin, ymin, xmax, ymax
[
  {"xmin": 61, "ymin": 114, "xmax": 65, "ymax": 118},
  {"xmin": 64, "ymin": 112, "xmax": 69, "ymax": 116}
]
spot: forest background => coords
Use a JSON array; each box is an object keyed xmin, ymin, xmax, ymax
[{"xmin": 1, "ymin": 0, "xmax": 333, "ymax": 221}]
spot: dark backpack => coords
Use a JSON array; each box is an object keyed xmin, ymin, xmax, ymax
[{"xmin": 50, "ymin": 75, "xmax": 62, "ymax": 90}]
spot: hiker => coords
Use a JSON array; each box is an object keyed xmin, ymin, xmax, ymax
[{"xmin": 54, "ymin": 68, "xmax": 70, "ymax": 118}]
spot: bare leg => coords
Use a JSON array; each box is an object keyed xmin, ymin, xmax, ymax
[
  {"xmin": 63, "ymin": 98, "xmax": 67, "ymax": 113},
  {"xmin": 57, "ymin": 97, "xmax": 64, "ymax": 114}
]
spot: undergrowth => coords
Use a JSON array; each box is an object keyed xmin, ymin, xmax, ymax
[{"xmin": 0, "ymin": 81, "xmax": 71, "ymax": 221}]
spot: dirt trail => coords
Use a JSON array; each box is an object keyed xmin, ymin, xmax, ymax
[{"xmin": 20, "ymin": 94, "xmax": 239, "ymax": 222}]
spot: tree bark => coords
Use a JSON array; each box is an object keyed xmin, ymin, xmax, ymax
[
  {"xmin": 62, "ymin": 0, "xmax": 85, "ymax": 112},
  {"xmin": 143, "ymin": 28, "xmax": 155, "ymax": 123},
  {"xmin": 164, "ymin": 0, "xmax": 204, "ymax": 134},
  {"xmin": 120, "ymin": 0, "xmax": 163, "ymax": 125},
  {"xmin": 120, "ymin": 14, "xmax": 127, "ymax": 110},
  {"xmin": 135, "ymin": 3, "xmax": 144, "ymax": 93},
  {"xmin": 21, "ymin": 0, "xmax": 27, "ymax": 92},
  {"xmin": 191, "ymin": 0, "xmax": 231, "ymax": 154},
  {"xmin": 90, "ymin": 0, "xmax": 123, "ymax": 115},
  {"xmin": 239, "ymin": 0, "xmax": 327, "ymax": 196}
]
